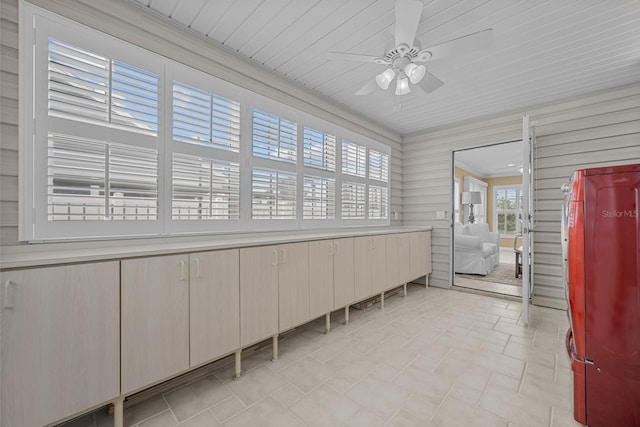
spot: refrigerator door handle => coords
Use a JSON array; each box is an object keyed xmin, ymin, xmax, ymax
[{"xmin": 566, "ymin": 329, "xmax": 594, "ymax": 365}]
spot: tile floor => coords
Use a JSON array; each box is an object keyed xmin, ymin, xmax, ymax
[{"xmin": 64, "ymin": 285, "xmax": 581, "ymax": 427}]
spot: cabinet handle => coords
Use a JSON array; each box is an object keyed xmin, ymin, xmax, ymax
[
  {"xmin": 272, "ymin": 250, "xmax": 278, "ymax": 266},
  {"xmin": 281, "ymin": 248, "xmax": 287, "ymax": 264},
  {"xmin": 3, "ymin": 280, "xmax": 14, "ymax": 309},
  {"xmin": 194, "ymin": 258, "xmax": 201, "ymax": 278},
  {"xmin": 178, "ymin": 261, "xmax": 186, "ymax": 281}
]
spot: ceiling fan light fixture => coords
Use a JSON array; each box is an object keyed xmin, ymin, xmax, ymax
[
  {"xmin": 375, "ymin": 68, "xmax": 396, "ymax": 90},
  {"xmin": 404, "ymin": 63, "xmax": 426, "ymax": 84},
  {"xmin": 395, "ymin": 76, "xmax": 411, "ymax": 95}
]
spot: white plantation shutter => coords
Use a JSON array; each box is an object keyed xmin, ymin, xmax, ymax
[
  {"xmin": 24, "ymin": 7, "xmax": 393, "ymax": 240},
  {"xmin": 341, "ymin": 140, "xmax": 366, "ymax": 177},
  {"xmin": 47, "ymin": 134, "xmax": 158, "ymax": 221},
  {"xmin": 252, "ymin": 109, "xmax": 297, "ymax": 163},
  {"xmin": 111, "ymin": 61, "xmax": 158, "ymax": 134},
  {"xmin": 303, "ymin": 127, "xmax": 335, "ymax": 171},
  {"xmin": 44, "ymin": 37, "xmax": 159, "ymax": 230},
  {"xmin": 303, "ymin": 175, "xmax": 335, "ymax": 219},
  {"xmin": 369, "ymin": 149, "xmax": 389, "ymax": 182},
  {"xmin": 48, "ymin": 39, "xmax": 109, "ymax": 124},
  {"xmin": 48, "ymin": 39, "xmax": 158, "ymax": 135},
  {"xmin": 368, "ymin": 185, "xmax": 388, "ymax": 219},
  {"xmin": 172, "ymin": 81, "xmax": 240, "ymax": 152},
  {"xmin": 252, "ymin": 168, "xmax": 296, "ymax": 219},
  {"xmin": 172, "ymin": 153, "xmax": 240, "ymax": 220},
  {"xmin": 341, "ymin": 181, "xmax": 366, "ymax": 219}
]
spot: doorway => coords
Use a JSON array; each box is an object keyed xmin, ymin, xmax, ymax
[{"xmin": 452, "ymin": 140, "xmax": 523, "ymax": 297}]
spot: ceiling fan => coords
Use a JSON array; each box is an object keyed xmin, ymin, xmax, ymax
[{"xmin": 327, "ymin": 0, "xmax": 493, "ymax": 96}]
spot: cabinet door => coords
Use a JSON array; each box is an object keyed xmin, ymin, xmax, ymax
[
  {"xmin": 190, "ymin": 249, "xmax": 240, "ymax": 367},
  {"xmin": 370, "ymin": 235, "xmax": 388, "ymax": 294},
  {"xmin": 410, "ymin": 231, "xmax": 432, "ymax": 278},
  {"xmin": 354, "ymin": 236, "xmax": 373, "ymax": 301},
  {"xmin": 240, "ymin": 246, "xmax": 279, "ymax": 346},
  {"xmin": 386, "ymin": 234, "xmax": 400, "ymax": 287},
  {"xmin": 278, "ymin": 242, "xmax": 310, "ymax": 332},
  {"xmin": 1, "ymin": 262, "xmax": 119, "ymax": 427},
  {"xmin": 423, "ymin": 231, "xmax": 433, "ymax": 275},
  {"xmin": 333, "ymin": 238, "xmax": 355, "ymax": 308},
  {"xmin": 121, "ymin": 254, "xmax": 189, "ymax": 394},
  {"xmin": 397, "ymin": 233, "xmax": 412, "ymax": 283},
  {"xmin": 309, "ymin": 240, "xmax": 334, "ymax": 319}
]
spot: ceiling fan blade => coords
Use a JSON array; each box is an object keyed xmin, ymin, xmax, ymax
[
  {"xmin": 395, "ymin": 0, "xmax": 423, "ymax": 48},
  {"xmin": 415, "ymin": 71, "xmax": 444, "ymax": 94},
  {"xmin": 326, "ymin": 52, "xmax": 384, "ymax": 63},
  {"xmin": 419, "ymin": 28, "xmax": 493, "ymax": 62},
  {"xmin": 355, "ymin": 79, "xmax": 379, "ymax": 96}
]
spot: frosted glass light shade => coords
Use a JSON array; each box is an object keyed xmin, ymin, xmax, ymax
[
  {"xmin": 375, "ymin": 68, "xmax": 396, "ymax": 90},
  {"xmin": 395, "ymin": 76, "xmax": 410, "ymax": 95},
  {"xmin": 404, "ymin": 63, "xmax": 426, "ymax": 84}
]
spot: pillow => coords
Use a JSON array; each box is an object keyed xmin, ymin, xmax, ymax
[{"xmin": 470, "ymin": 223, "xmax": 492, "ymax": 243}]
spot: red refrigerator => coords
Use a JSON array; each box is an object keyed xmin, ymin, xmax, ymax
[{"xmin": 563, "ymin": 163, "xmax": 640, "ymax": 426}]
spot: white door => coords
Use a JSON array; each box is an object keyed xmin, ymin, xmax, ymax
[{"xmin": 521, "ymin": 115, "xmax": 534, "ymax": 324}]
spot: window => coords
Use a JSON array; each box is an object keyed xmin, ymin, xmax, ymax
[
  {"xmin": 368, "ymin": 186, "xmax": 388, "ymax": 219},
  {"xmin": 341, "ymin": 182, "xmax": 366, "ymax": 219},
  {"xmin": 368, "ymin": 149, "xmax": 388, "ymax": 182},
  {"xmin": 20, "ymin": 4, "xmax": 391, "ymax": 241},
  {"xmin": 171, "ymin": 154, "xmax": 239, "ymax": 220},
  {"xmin": 172, "ymin": 81, "xmax": 240, "ymax": 152},
  {"xmin": 303, "ymin": 176, "xmax": 335, "ymax": 219},
  {"xmin": 252, "ymin": 168, "xmax": 296, "ymax": 219},
  {"xmin": 341, "ymin": 140, "xmax": 366, "ymax": 177},
  {"xmin": 494, "ymin": 186, "xmax": 523, "ymax": 236},
  {"xmin": 34, "ymin": 30, "xmax": 162, "ymax": 239},
  {"xmin": 170, "ymin": 79, "xmax": 241, "ymax": 227},
  {"xmin": 252, "ymin": 109, "xmax": 297, "ymax": 163},
  {"xmin": 303, "ymin": 126, "xmax": 335, "ymax": 171}
]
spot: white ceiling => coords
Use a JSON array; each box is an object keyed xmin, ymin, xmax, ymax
[
  {"xmin": 129, "ymin": 0, "xmax": 640, "ymax": 136},
  {"xmin": 455, "ymin": 140, "xmax": 522, "ymax": 177}
]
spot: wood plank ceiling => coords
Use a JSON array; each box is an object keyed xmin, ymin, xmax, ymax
[{"xmin": 128, "ymin": 0, "xmax": 640, "ymax": 136}]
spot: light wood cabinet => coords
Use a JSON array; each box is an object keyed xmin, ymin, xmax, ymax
[
  {"xmin": 309, "ymin": 240, "xmax": 334, "ymax": 318},
  {"xmin": 410, "ymin": 231, "xmax": 432, "ymax": 279},
  {"xmin": 240, "ymin": 246, "xmax": 279, "ymax": 346},
  {"xmin": 387, "ymin": 233, "xmax": 412, "ymax": 286},
  {"xmin": 333, "ymin": 238, "xmax": 355, "ymax": 309},
  {"xmin": 189, "ymin": 249, "xmax": 240, "ymax": 367},
  {"xmin": 370, "ymin": 235, "xmax": 387, "ymax": 294},
  {"xmin": 121, "ymin": 254, "xmax": 190, "ymax": 394},
  {"xmin": 0, "ymin": 262, "xmax": 120, "ymax": 427},
  {"xmin": 354, "ymin": 235, "xmax": 387, "ymax": 300},
  {"xmin": 278, "ymin": 242, "xmax": 310, "ymax": 331}
]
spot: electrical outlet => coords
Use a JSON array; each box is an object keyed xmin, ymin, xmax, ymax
[{"xmin": 436, "ymin": 210, "xmax": 446, "ymax": 220}]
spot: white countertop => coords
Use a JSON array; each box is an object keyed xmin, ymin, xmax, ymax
[{"xmin": 0, "ymin": 226, "xmax": 432, "ymax": 269}]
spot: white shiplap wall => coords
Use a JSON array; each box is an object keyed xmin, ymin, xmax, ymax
[
  {"xmin": 0, "ymin": 0, "xmax": 402, "ymax": 247},
  {"xmin": 403, "ymin": 82, "xmax": 640, "ymax": 308}
]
